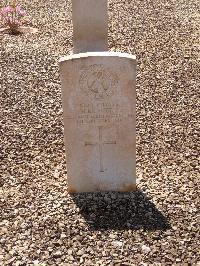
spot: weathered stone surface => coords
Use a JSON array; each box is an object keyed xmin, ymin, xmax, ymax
[
  {"xmin": 72, "ymin": 0, "xmax": 108, "ymax": 53},
  {"xmin": 60, "ymin": 52, "xmax": 136, "ymax": 193}
]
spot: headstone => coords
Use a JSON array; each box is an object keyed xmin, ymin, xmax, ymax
[
  {"xmin": 60, "ymin": 52, "xmax": 136, "ymax": 193},
  {"xmin": 72, "ymin": 0, "xmax": 108, "ymax": 53}
]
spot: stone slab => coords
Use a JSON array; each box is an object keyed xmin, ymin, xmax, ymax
[
  {"xmin": 72, "ymin": 0, "xmax": 108, "ymax": 53},
  {"xmin": 59, "ymin": 52, "xmax": 136, "ymax": 193}
]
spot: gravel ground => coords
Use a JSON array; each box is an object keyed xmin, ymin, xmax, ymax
[{"xmin": 0, "ymin": 0, "xmax": 200, "ymax": 265}]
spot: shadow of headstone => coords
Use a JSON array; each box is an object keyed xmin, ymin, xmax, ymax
[{"xmin": 71, "ymin": 190, "xmax": 171, "ymax": 231}]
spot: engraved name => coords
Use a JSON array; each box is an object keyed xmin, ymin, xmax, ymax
[{"xmin": 76, "ymin": 102, "xmax": 134, "ymax": 126}]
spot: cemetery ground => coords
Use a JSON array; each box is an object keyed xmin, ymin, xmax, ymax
[{"xmin": 0, "ymin": 0, "xmax": 199, "ymax": 265}]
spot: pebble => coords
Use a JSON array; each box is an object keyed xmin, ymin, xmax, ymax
[
  {"xmin": 112, "ymin": 241, "xmax": 123, "ymax": 247},
  {"xmin": 141, "ymin": 245, "xmax": 151, "ymax": 254}
]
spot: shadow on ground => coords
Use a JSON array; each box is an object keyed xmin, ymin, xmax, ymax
[{"xmin": 71, "ymin": 190, "xmax": 171, "ymax": 231}]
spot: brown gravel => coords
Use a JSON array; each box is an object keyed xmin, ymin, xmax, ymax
[{"xmin": 0, "ymin": 0, "xmax": 200, "ymax": 265}]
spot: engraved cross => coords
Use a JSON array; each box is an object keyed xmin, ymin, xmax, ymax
[{"xmin": 85, "ymin": 126, "xmax": 116, "ymax": 172}]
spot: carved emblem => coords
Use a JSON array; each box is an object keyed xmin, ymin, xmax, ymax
[{"xmin": 80, "ymin": 65, "xmax": 118, "ymax": 100}]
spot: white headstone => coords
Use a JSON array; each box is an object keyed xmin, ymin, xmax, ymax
[
  {"xmin": 72, "ymin": 0, "xmax": 108, "ymax": 53},
  {"xmin": 60, "ymin": 52, "xmax": 136, "ymax": 193}
]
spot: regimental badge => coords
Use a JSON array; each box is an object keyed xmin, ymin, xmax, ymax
[{"xmin": 79, "ymin": 64, "xmax": 118, "ymax": 100}]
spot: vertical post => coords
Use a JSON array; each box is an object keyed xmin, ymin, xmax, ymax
[{"xmin": 72, "ymin": 0, "xmax": 108, "ymax": 53}]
